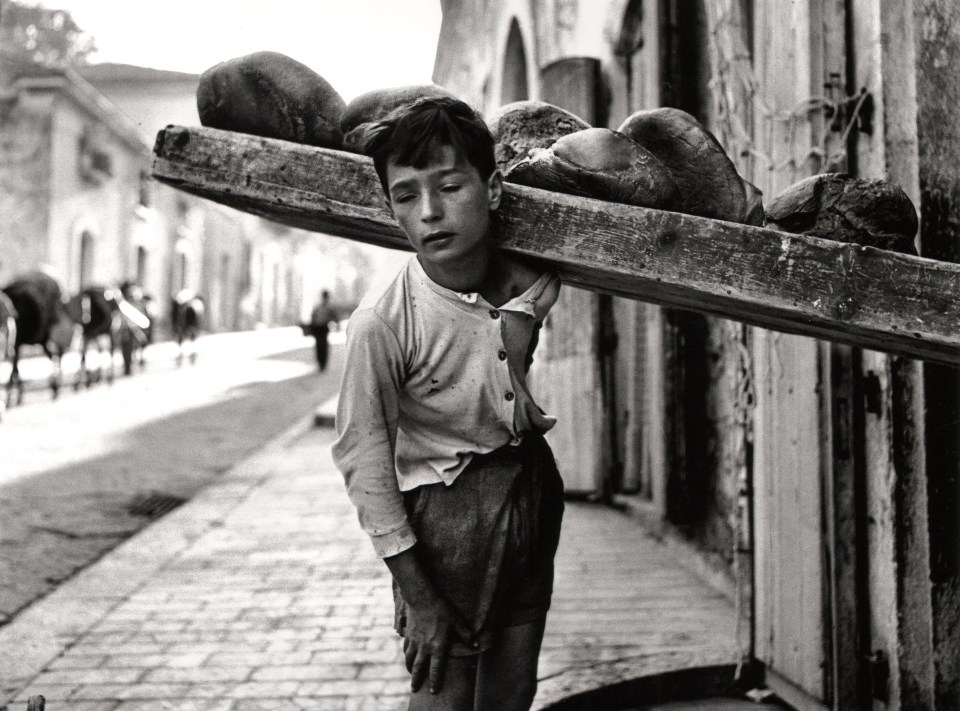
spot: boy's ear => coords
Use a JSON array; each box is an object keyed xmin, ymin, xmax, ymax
[{"xmin": 487, "ymin": 170, "xmax": 503, "ymax": 211}]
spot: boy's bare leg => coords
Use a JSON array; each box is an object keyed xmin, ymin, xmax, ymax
[
  {"xmin": 474, "ymin": 618, "xmax": 547, "ymax": 711},
  {"xmin": 407, "ymin": 654, "xmax": 477, "ymax": 711}
]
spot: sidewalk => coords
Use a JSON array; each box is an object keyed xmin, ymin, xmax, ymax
[
  {"xmin": 5, "ymin": 327, "xmax": 335, "ymax": 392},
  {"xmin": 0, "ymin": 408, "xmax": 739, "ymax": 710}
]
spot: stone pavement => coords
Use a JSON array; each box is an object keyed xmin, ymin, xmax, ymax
[{"xmin": 1, "ymin": 409, "xmax": 740, "ymax": 710}]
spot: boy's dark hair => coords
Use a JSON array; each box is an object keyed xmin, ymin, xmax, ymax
[{"xmin": 363, "ymin": 96, "xmax": 497, "ymax": 197}]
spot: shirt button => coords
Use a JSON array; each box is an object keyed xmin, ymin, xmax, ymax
[
  {"xmin": 505, "ymin": 391, "xmax": 515, "ymax": 401},
  {"xmin": 489, "ymin": 309, "xmax": 500, "ymax": 319},
  {"xmin": 498, "ymin": 350, "xmax": 507, "ymax": 361}
]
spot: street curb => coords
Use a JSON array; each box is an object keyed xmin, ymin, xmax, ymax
[{"xmin": 0, "ymin": 411, "xmax": 317, "ymax": 703}]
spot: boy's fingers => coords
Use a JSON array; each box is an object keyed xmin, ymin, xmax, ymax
[
  {"xmin": 428, "ymin": 639, "xmax": 450, "ymax": 694},
  {"xmin": 410, "ymin": 647, "xmax": 429, "ymax": 692},
  {"xmin": 404, "ymin": 639, "xmax": 416, "ymax": 673}
]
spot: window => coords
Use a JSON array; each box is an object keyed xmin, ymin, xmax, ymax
[
  {"xmin": 501, "ymin": 19, "xmax": 529, "ymax": 103},
  {"xmin": 78, "ymin": 230, "xmax": 94, "ymax": 288}
]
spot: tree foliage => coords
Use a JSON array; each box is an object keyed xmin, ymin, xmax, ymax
[{"xmin": 0, "ymin": 0, "xmax": 97, "ymax": 68}]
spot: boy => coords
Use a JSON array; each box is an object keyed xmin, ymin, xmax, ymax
[{"xmin": 332, "ymin": 97, "xmax": 564, "ymax": 710}]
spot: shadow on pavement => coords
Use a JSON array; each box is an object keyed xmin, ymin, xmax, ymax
[{"xmin": 0, "ymin": 348, "xmax": 341, "ymax": 626}]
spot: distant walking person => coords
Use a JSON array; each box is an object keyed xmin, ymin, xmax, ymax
[
  {"xmin": 172, "ymin": 289, "xmax": 205, "ymax": 366},
  {"xmin": 309, "ymin": 290, "xmax": 336, "ymax": 372}
]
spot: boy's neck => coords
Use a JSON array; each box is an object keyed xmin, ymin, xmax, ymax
[{"xmin": 417, "ymin": 248, "xmax": 492, "ymax": 294}]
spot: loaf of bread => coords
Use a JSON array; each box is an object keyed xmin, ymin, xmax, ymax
[
  {"xmin": 504, "ymin": 128, "xmax": 679, "ymax": 209},
  {"xmin": 339, "ymin": 84, "xmax": 457, "ymax": 152},
  {"xmin": 488, "ymin": 101, "xmax": 590, "ymax": 174},
  {"xmin": 618, "ymin": 107, "xmax": 760, "ymax": 224},
  {"xmin": 765, "ymin": 173, "xmax": 918, "ymax": 254},
  {"xmin": 197, "ymin": 51, "xmax": 345, "ymax": 149}
]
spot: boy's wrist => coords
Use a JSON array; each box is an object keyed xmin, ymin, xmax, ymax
[
  {"xmin": 384, "ymin": 545, "xmax": 442, "ymax": 607},
  {"xmin": 370, "ymin": 525, "xmax": 417, "ymax": 559}
]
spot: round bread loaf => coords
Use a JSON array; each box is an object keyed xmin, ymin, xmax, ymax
[
  {"xmin": 197, "ymin": 51, "xmax": 345, "ymax": 149},
  {"xmin": 488, "ymin": 101, "xmax": 590, "ymax": 173},
  {"xmin": 504, "ymin": 128, "xmax": 679, "ymax": 209},
  {"xmin": 765, "ymin": 173, "xmax": 918, "ymax": 254},
  {"xmin": 339, "ymin": 84, "xmax": 457, "ymax": 152},
  {"xmin": 618, "ymin": 107, "xmax": 756, "ymax": 223}
]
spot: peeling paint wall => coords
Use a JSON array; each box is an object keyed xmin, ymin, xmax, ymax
[{"xmin": 915, "ymin": 0, "xmax": 960, "ymax": 705}]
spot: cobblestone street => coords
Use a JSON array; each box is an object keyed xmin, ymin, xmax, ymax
[
  {"xmin": 0, "ymin": 328, "xmax": 342, "ymax": 629},
  {"xmin": 1, "ymin": 409, "xmax": 740, "ymax": 709}
]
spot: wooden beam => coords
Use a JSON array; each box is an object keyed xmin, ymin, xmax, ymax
[{"xmin": 152, "ymin": 125, "xmax": 960, "ymax": 365}]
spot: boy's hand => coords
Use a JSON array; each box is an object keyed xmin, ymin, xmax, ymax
[
  {"xmin": 403, "ymin": 597, "xmax": 473, "ymax": 693},
  {"xmin": 384, "ymin": 547, "xmax": 474, "ymax": 694}
]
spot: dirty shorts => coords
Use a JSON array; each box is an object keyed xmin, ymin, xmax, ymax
[{"xmin": 393, "ymin": 433, "xmax": 564, "ymax": 656}]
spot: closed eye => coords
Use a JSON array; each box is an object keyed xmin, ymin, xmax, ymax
[{"xmin": 440, "ymin": 183, "xmax": 462, "ymax": 192}]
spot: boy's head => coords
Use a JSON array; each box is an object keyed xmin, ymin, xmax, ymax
[
  {"xmin": 363, "ymin": 97, "xmax": 503, "ymax": 270},
  {"xmin": 363, "ymin": 96, "xmax": 497, "ymax": 199}
]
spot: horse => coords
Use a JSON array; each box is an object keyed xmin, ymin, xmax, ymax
[
  {"xmin": 0, "ymin": 292, "xmax": 17, "ymax": 419},
  {"xmin": 118, "ymin": 282, "xmax": 154, "ymax": 376},
  {"xmin": 3, "ymin": 271, "xmax": 76, "ymax": 407},
  {"xmin": 65, "ymin": 285, "xmax": 123, "ymax": 388},
  {"xmin": 171, "ymin": 289, "xmax": 205, "ymax": 366}
]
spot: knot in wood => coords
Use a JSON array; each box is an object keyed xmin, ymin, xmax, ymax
[
  {"xmin": 834, "ymin": 297, "xmax": 858, "ymax": 320},
  {"xmin": 659, "ymin": 230, "xmax": 678, "ymax": 248}
]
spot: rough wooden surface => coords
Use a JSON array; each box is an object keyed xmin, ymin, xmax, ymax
[{"xmin": 152, "ymin": 125, "xmax": 960, "ymax": 365}]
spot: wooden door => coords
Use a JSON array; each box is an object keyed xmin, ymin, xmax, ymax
[
  {"xmin": 530, "ymin": 56, "xmax": 610, "ymax": 496},
  {"xmin": 745, "ymin": 0, "xmax": 851, "ymax": 707}
]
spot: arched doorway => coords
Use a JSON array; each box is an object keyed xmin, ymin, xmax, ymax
[{"xmin": 501, "ymin": 18, "xmax": 529, "ymax": 103}]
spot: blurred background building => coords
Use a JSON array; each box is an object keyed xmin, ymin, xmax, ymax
[{"xmin": 0, "ymin": 1, "xmax": 392, "ymax": 337}]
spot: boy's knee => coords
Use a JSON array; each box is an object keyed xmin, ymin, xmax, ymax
[
  {"xmin": 481, "ymin": 673, "xmax": 538, "ymax": 711},
  {"xmin": 477, "ymin": 647, "xmax": 540, "ymax": 710}
]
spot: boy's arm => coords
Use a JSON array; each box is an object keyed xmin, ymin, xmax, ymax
[
  {"xmin": 332, "ymin": 309, "xmax": 472, "ymax": 693},
  {"xmin": 385, "ymin": 548, "xmax": 475, "ymax": 694},
  {"xmin": 332, "ymin": 309, "xmax": 414, "ymax": 556}
]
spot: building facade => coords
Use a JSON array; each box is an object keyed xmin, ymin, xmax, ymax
[
  {"xmin": 0, "ymin": 56, "xmax": 382, "ymax": 338},
  {"xmin": 434, "ymin": 1, "xmax": 958, "ymax": 708}
]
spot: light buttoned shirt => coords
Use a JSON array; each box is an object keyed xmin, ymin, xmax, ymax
[{"xmin": 332, "ymin": 256, "xmax": 561, "ymax": 558}]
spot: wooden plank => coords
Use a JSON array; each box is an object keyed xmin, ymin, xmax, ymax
[{"xmin": 151, "ymin": 125, "xmax": 960, "ymax": 365}]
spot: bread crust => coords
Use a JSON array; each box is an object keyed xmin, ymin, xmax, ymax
[
  {"xmin": 197, "ymin": 51, "xmax": 345, "ymax": 149},
  {"xmin": 765, "ymin": 173, "xmax": 918, "ymax": 254},
  {"xmin": 488, "ymin": 101, "xmax": 590, "ymax": 174},
  {"xmin": 504, "ymin": 128, "xmax": 679, "ymax": 209},
  {"xmin": 618, "ymin": 107, "xmax": 759, "ymax": 224}
]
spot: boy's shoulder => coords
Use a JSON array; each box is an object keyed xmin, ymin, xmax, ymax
[
  {"xmin": 355, "ymin": 258, "xmax": 413, "ymax": 312},
  {"xmin": 497, "ymin": 255, "xmax": 561, "ymax": 317},
  {"xmin": 349, "ymin": 257, "xmax": 422, "ymax": 338}
]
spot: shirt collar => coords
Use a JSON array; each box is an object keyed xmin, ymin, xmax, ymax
[{"xmin": 410, "ymin": 256, "xmax": 545, "ymax": 318}]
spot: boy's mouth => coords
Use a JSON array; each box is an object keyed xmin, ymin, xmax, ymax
[{"xmin": 423, "ymin": 230, "xmax": 455, "ymax": 244}]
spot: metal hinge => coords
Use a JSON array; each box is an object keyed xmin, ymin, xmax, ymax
[{"xmin": 866, "ymin": 650, "xmax": 890, "ymax": 702}]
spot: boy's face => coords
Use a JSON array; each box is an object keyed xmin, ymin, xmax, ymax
[{"xmin": 386, "ymin": 144, "xmax": 502, "ymax": 268}]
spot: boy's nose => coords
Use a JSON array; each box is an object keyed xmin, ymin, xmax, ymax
[{"xmin": 420, "ymin": 193, "xmax": 443, "ymax": 221}]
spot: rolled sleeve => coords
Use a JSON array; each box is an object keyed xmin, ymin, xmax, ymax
[{"xmin": 331, "ymin": 309, "xmax": 415, "ymax": 558}]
